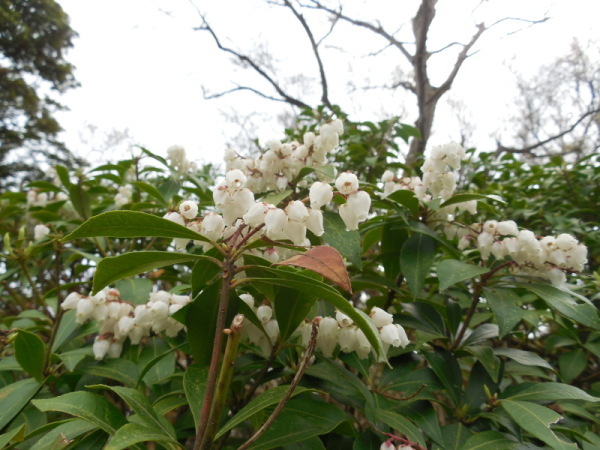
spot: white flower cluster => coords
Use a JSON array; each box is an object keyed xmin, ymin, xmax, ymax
[
  {"xmin": 381, "ymin": 142, "xmax": 476, "ymax": 216},
  {"xmin": 380, "ymin": 441, "xmax": 412, "ymax": 450},
  {"xmin": 164, "ymin": 168, "xmax": 370, "ymax": 258},
  {"xmin": 224, "ymin": 119, "xmax": 344, "ymax": 193},
  {"xmin": 61, "ymin": 287, "xmax": 189, "ymax": 360},
  {"xmin": 114, "ymin": 184, "xmax": 133, "ymax": 207},
  {"xmin": 26, "ymin": 189, "xmax": 68, "ymax": 208},
  {"xmin": 239, "ymin": 296, "xmax": 409, "ymax": 359},
  {"xmin": 449, "ymin": 221, "xmax": 588, "ymax": 285},
  {"xmin": 167, "ymin": 145, "xmax": 197, "ymax": 173},
  {"xmin": 298, "ymin": 306, "xmax": 409, "ymax": 359}
]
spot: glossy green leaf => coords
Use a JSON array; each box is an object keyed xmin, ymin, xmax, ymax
[
  {"xmin": 184, "ymin": 364, "xmax": 209, "ymax": 428},
  {"xmin": 191, "ymin": 250, "xmax": 222, "ymax": 297},
  {"xmin": 33, "ymin": 391, "xmax": 127, "ymax": 435},
  {"xmin": 400, "ymin": 232, "xmax": 436, "ymax": 297},
  {"xmin": 52, "ymin": 309, "xmax": 79, "ymax": 352},
  {"xmin": 518, "ymin": 282, "xmax": 600, "ymax": 329},
  {"xmin": 90, "ymin": 385, "xmax": 175, "ymax": 438},
  {"xmin": 387, "ymin": 189, "xmax": 419, "ymax": 216},
  {"xmin": 68, "ymin": 183, "xmax": 92, "ymax": 220},
  {"xmin": 131, "ymin": 181, "xmax": 166, "ymax": 204},
  {"xmin": 0, "ymin": 423, "xmax": 26, "ymax": 448},
  {"xmin": 380, "ymin": 222, "xmax": 407, "ymax": 279},
  {"xmin": 424, "ymin": 348, "xmax": 462, "ymax": 407},
  {"xmin": 244, "ymin": 395, "xmax": 347, "ymax": 450},
  {"xmin": 14, "ymin": 329, "xmax": 46, "ymax": 381},
  {"xmin": 92, "ymin": 251, "xmax": 217, "ymax": 294},
  {"xmin": 58, "ymin": 348, "xmax": 93, "ymax": 371},
  {"xmin": 260, "ymin": 189, "xmax": 293, "ymax": 206},
  {"xmin": 374, "ymin": 410, "xmax": 426, "ymax": 448},
  {"xmin": 322, "ymin": 211, "xmax": 362, "ymax": 269},
  {"xmin": 437, "ymin": 260, "xmax": 489, "ymax": 292},
  {"xmin": 62, "ymin": 210, "xmax": 210, "ymax": 242},
  {"xmin": 504, "ymin": 382, "xmax": 600, "ymax": 402},
  {"xmin": 461, "ymin": 431, "xmax": 517, "ymax": 449},
  {"xmin": 34, "ymin": 419, "xmax": 96, "ymax": 450},
  {"xmin": 440, "ymin": 193, "xmax": 505, "ymax": 208},
  {"xmin": 436, "ymin": 423, "xmax": 472, "ymax": 450},
  {"xmin": 493, "ymin": 348, "xmax": 554, "ymax": 371},
  {"xmin": 559, "ymin": 348, "xmax": 587, "ymax": 383},
  {"xmin": 484, "ymin": 288, "xmax": 523, "ymax": 338},
  {"xmin": 402, "ymin": 302, "xmax": 446, "ymax": 336},
  {"xmin": 114, "ymin": 278, "xmax": 153, "ymax": 305},
  {"xmin": 137, "ymin": 338, "xmax": 179, "ymax": 386},
  {"xmin": 247, "ymin": 272, "xmax": 386, "ymax": 360},
  {"xmin": 502, "ymin": 400, "xmax": 577, "ymax": 450},
  {"xmin": 460, "ymin": 323, "xmax": 499, "ymax": 347},
  {"xmin": 215, "ymin": 386, "xmax": 317, "ymax": 439},
  {"xmin": 105, "ymin": 423, "xmax": 182, "ymax": 450},
  {"xmin": 274, "ymin": 287, "xmax": 317, "ymax": 342},
  {"xmin": 82, "ymin": 358, "xmax": 140, "ymax": 387},
  {"xmin": 185, "ymin": 281, "xmax": 221, "ymax": 365},
  {"xmin": 0, "ymin": 378, "xmax": 42, "ymax": 429},
  {"xmin": 464, "ymin": 345, "xmax": 501, "ymax": 382}
]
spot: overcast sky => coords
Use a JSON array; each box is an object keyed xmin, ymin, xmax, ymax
[{"xmin": 55, "ymin": 0, "xmax": 599, "ymax": 167}]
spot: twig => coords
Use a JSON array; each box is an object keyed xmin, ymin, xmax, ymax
[{"xmin": 238, "ymin": 320, "xmax": 319, "ymax": 450}]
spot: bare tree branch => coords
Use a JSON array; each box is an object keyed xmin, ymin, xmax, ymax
[
  {"xmin": 270, "ymin": 0, "xmax": 332, "ymax": 108},
  {"xmin": 193, "ymin": 11, "xmax": 311, "ymax": 109},
  {"xmin": 202, "ymin": 85, "xmax": 291, "ymax": 104},
  {"xmin": 496, "ymin": 108, "xmax": 600, "ymax": 156}
]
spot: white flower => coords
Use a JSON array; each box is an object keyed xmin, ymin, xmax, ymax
[
  {"xmin": 496, "ymin": 220, "xmax": 518, "ymax": 236},
  {"xmin": 370, "ymin": 307, "xmax": 393, "ymax": 327},
  {"xmin": 335, "ymin": 311, "xmax": 353, "ymax": 327},
  {"xmin": 265, "ymin": 208, "xmax": 288, "ymax": 238},
  {"xmin": 306, "ymin": 209, "xmax": 325, "ymax": 236},
  {"xmin": 243, "ymin": 202, "xmax": 270, "ymax": 227},
  {"xmin": 256, "ymin": 305, "xmax": 273, "ymax": 323},
  {"xmin": 335, "ymin": 172, "xmax": 359, "ymax": 195},
  {"xmin": 107, "ymin": 340, "xmax": 123, "ymax": 358},
  {"xmin": 76, "ymin": 298, "xmax": 95, "ymax": 324},
  {"xmin": 179, "ymin": 200, "xmax": 199, "ymax": 220},
  {"xmin": 286, "ymin": 200, "xmax": 309, "ymax": 223},
  {"xmin": 309, "ymin": 181, "xmax": 333, "ymax": 209},
  {"xmin": 284, "ymin": 221, "xmax": 307, "ymax": 245},
  {"xmin": 62, "ymin": 292, "xmax": 81, "ymax": 310},
  {"xmin": 346, "ymin": 191, "xmax": 371, "ymax": 221},
  {"xmin": 34, "ymin": 224, "xmax": 50, "ymax": 241},
  {"xmin": 225, "ymin": 169, "xmax": 247, "ymax": 188},
  {"xmin": 240, "ymin": 294, "xmax": 255, "ymax": 309},
  {"xmin": 93, "ymin": 337, "xmax": 110, "ymax": 360},
  {"xmin": 338, "ymin": 204, "xmax": 359, "ymax": 231},
  {"xmin": 163, "ymin": 212, "xmax": 185, "ymax": 227}
]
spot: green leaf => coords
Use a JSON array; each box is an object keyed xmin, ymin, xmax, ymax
[
  {"xmin": 52, "ymin": 309, "xmax": 79, "ymax": 352},
  {"xmin": 400, "ymin": 232, "xmax": 436, "ymax": 297},
  {"xmin": 185, "ymin": 281, "xmax": 221, "ymax": 365},
  {"xmin": 131, "ymin": 181, "xmax": 166, "ymax": 204},
  {"xmin": 62, "ymin": 210, "xmax": 210, "ymax": 242},
  {"xmin": 140, "ymin": 146, "xmax": 169, "ymax": 167},
  {"xmin": 68, "ymin": 183, "xmax": 92, "ymax": 220},
  {"xmin": 461, "ymin": 431, "xmax": 517, "ymax": 450},
  {"xmin": 402, "ymin": 302, "xmax": 446, "ymax": 336},
  {"xmin": 374, "ymin": 410, "xmax": 426, "ymax": 448},
  {"xmin": 215, "ymin": 386, "xmax": 318, "ymax": 439},
  {"xmin": 58, "ymin": 348, "xmax": 93, "ymax": 371},
  {"xmin": 34, "ymin": 419, "xmax": 96, "ymax": 450},
  {"xmin": 274, "ymin": 288, "xmax": 317, "ymax": 342},
  {"xmin": 82, "ymin": 358, "xmax": 140, "ymax": 387},
  {"xmin": 436, "ymin": 423, "xmax": 472, "ymax": 450},
  {"xmin": 464, "ymin": 345, "xmax": 501, "ymax": 382},
  {"xmin": 501, "ymin": 400, "xmax": 577, "ymax": 450},
  {"xmin": 380, "ymin": 222, "xmax": 407, "ymax": 279},
  {"xmin": 386, "ymin": 189, "xmax": 419, "ymax": 216},
  {"xmin": 0, "ymin": 378, "xmax": 42, "ymax": 429},
  {"xmin": 493, "ymin": 348, "xmax": 554, "ymax": 371},
  {"xmin": 437, "ymin": 260, "xmax": 489, "ymax": 292},
  {"xmin": 322, "ymin": 211, "xmax": 362, "ymax": 269},
  {"xmin": 424, "ymin": 348, "xmax": 462, "ymax": 407},
  {"xmin": 260, "ymin": 189, "xmax": 293, "ymax": 206},
  {"xmin": 93, "ymin": 251, "xmax": 217, "ymax": 294},
  {"xmin": 0, "ymin": 424, "xmax": 26, "ymax": 448},
  {"xmin": 518, "ymin": 282, "xmax": 600, "ymax": 329},
  {"xmin": 483, "ymin": 288, "xmax": 523, "ymax": 338},
  {"xmin": 90, "ymin": 385, "xmax": 175, "ymax": 439},
  {"xmin": 14, "ymin": 329, "xmax": 46, "ymax": 381},
  {"xmin": 114, "ymin": 278, "xmax": 153, "ymax": 305},
  {"xmin": 105, "ymin": 423, "xmax": 182, "ymax": 450},
  {"xmin": 440, "ymin": 193, "xmax": 506, "ymax": 208},
  {"xmin": 559, "ymin": 348, "xmax": 587, "ymax": 383},
  {"xmin": 504, "ymin": 382, "xmax": 600, "ymax": 402},
  {"xmin": 33, "ymin": 392, "xmax": 127, "ymax": 435},
  {"xmin": 242, "ymin": 395, "xmax": 347, "ymax": 450},
  {"xmin": 248, "ymin": 270, "xmax": 386, "ymax": 360},
  {"xmin": 191, "ymin": 250, "xmax": 222, "ymax": 297},
  {"xmin": 137, "ymin": 338, "xmax": 176, "ymax": 385},
  {"xmin": 184, "ymin": 364, "xmax": 209, "ymax": 429}
]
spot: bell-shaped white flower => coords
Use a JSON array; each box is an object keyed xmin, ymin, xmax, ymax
[
  {"xmin": 306, "ymin": 209, "xmax": 324, "ymax": 236},
  {"xmin": 346, "ymin": 191, "xmax": 371, "ymax": 221},
  {"xmin": 225, "ymin": 169, "xmax": 247, "ymax": 188},
  {"xmin": 243, "ymin": 202, "xmax": 270, "ymax": 227},
  {"xmin": 163, "ymin": 211, "xmax": 185, "ymax": 227},
  {"xmin": 286, "ymin": 200, "xmax": 309, "ymax": 223},
  {"xmin": 309, "ymin": 181, "xmax": 334, "ymax": 209},
  {"xmin": 335, "ymin": 172, "xmax": 359, "ymax": 195},
  {"xmin": 370, "ymin": 307, "xmax": 393, "ymax": 327},
  {"xmin": 284, "ymin": 221, "xmax": 307, "ymax": 245},
  {"xmin": 62, "ymin": 292, "xmax": 82, "ymax": 310},
  {"xmin": 257, "ymin": 305, "xmax": 273, "ymax": 323},
  {"xmin": 265, "ymin": 208, "xmax": 288, "ymax": 238},
  {"xmin": 34, "ymin": 224, "xmax": 50, "ymax": 240},
  {"xmin": 107, "ymin": 340, "xmax": 123, "ymax": 358},
  {"xmin": 179, "ymin": 200, "xmax": 198, "ymax": 220},
  {"xmin": 338, "ymin": 203, "xmax": 359, "ymax": 231},
  {"xmin": 93, "ymin": 337, "xmax": 110, "ymax": 360}
]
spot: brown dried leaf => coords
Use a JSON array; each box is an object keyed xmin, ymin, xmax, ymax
[{"xmin": 275, "ymin": 245, "xmax": 352, "ymax": 293}]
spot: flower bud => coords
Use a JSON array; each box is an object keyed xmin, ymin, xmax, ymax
[
  {"xmin": 179, "ymin": 200, "xmax": 199, "ymax": 220},
  {"xmin": 309, "ymin": 181, "xmax": 333, "ymax": 209}
]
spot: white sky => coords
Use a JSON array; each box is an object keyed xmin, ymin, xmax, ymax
[{"xmin": 55, "ymin": 0, "xmax": 599, "ymax": 167}]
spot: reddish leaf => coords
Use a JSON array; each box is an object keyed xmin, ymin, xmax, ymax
[{"xmin": 275, "ymin": 245, "xmax": 352, "ymax": 293}]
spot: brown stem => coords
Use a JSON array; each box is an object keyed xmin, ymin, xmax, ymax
[
  {"xmin": 238, "ymin": 320, "xmax": 319, "ymax": 450},
  {"xmin": 193, "ymin": 252, "xmax": 235, "ymax": 450}
]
